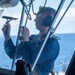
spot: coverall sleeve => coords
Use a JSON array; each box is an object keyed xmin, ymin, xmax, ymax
[
  {"xmin": 4, "ymin": 38, "xmax": 23, "ymax": 59},
  {"xmin": 4, "ymin": 38, "xmax": 16, "ymax": 59}
]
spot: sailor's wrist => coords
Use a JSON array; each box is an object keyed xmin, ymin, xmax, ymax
[
  {"xmin": 5, "ymin": 36, "xmax": 11, "ymax": 41},
  {"xmin": 23, "ymin": 38, "xmax": 29, "ymax": 42}
]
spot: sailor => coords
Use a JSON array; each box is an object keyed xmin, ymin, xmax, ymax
[{"xmin": 2, "ymin": 7, "xmax": 60, "ymax": 75}]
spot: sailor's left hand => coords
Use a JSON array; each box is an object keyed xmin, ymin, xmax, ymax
[{"xmin": 21, "ymin": 26, "xmax": 29, "ymax": 42}]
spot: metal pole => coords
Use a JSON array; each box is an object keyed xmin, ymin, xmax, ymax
[
  {"xmin": 50, "ymin": 0, "xmax": 74, "ymax": 38},
  {"xmin": 31, "ymin": 0, "xmax": 65, "ymax": 72},
  {"xmin": 11, "ymin": 4, "xmax": 25, "ymax": 70},
  {"xmin": 54, "ymin": 0, "xmax": 74, "ymax": 32}
]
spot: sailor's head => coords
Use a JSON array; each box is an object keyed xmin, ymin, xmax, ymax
[{"xmin": 34, "ymin": 6, "xmax": 56, "ymax": 30}]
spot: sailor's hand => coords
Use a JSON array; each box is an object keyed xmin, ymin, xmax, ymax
[
  {"xmin": 2, "ymin": 22, "xmax": 11, "ymax": 40},
  {"xmin": 21, "ymin": 26, "xmax": 29, "ymax": 42}
]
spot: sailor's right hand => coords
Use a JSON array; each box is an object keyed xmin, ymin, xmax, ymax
[{"xmin": 2, "ymin": 22, "xmax": 11, "ymax": 40}]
